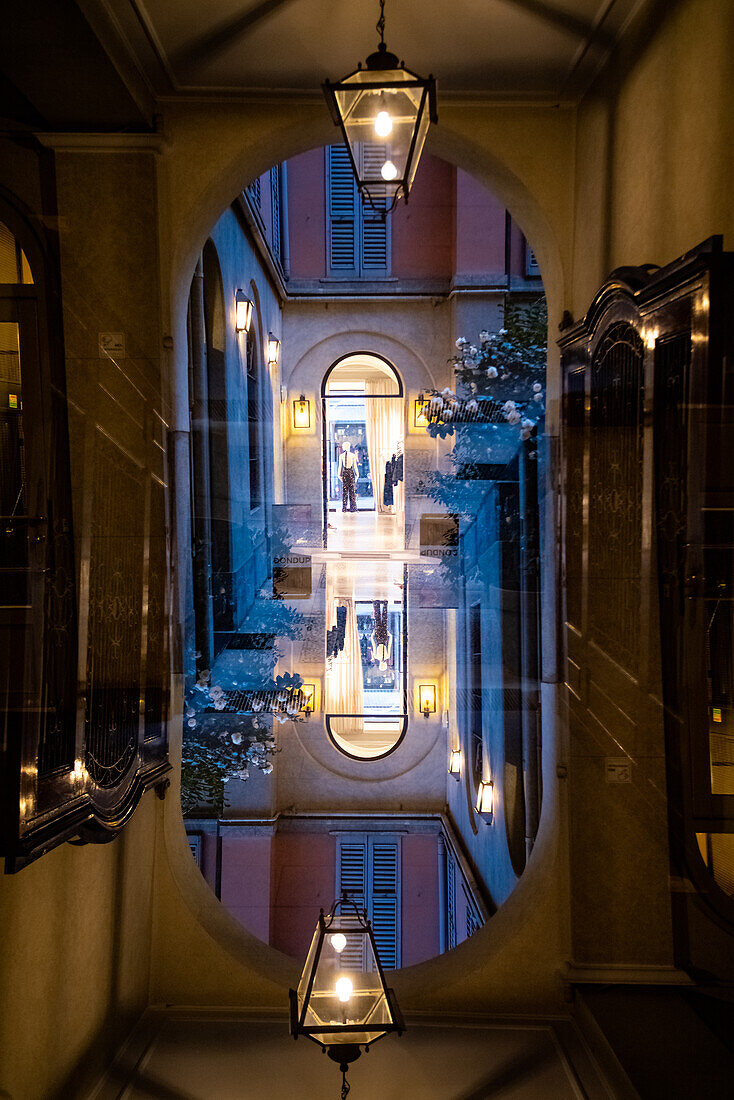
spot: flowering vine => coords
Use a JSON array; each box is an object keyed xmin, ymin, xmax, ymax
[{"xmin": 420, "ymin": 297, "xmax": 547, "ymax": 511}]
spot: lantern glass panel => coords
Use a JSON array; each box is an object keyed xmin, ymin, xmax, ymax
[
  {"xmin": 296, "ymin": 917, "xmax": 397, "ymax": 1047},
  {"xmin": 293, "ymin": 398, "xmax": 311, "ymax": 429},
  {"xmin": 334, "ymin": 69, "xmax": 429, "ymax": 205}
]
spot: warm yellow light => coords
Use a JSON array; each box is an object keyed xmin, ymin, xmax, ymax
[
  {"xmin": 413, "ymin": 396, "xmax": 430, "ymax": 428},
  {"xmin": 293, "ymin": 395, "xmax": 311, "ymax": 430},
  {"xmin": 476, "ymin": 779, "xmax": 494, "ymax": 818},
  {"xmin": 418, "ymin": 683, "xmax": 437, "ymax": 717},
  {"xmin": 642, "ymin": 325, "xmax": 658, "ymax": 351},
  {"xmin": 267, "ymin": 332, "xmax": 280, "ymax": 366},
  {"xmin": 375, "ymin": 110, "xmax": 393, "ymax": 138},
  {"xmin": 449, "ymin": 749, "xmax": 462, "ymax": 777},
  {"xmin": 330, "ymin": 933, "xmax": 347, "ymax": 953},
  {"xmin": 335, "ymin": 976, "xmax": 353, "ymax": 1002},
  {"xmin": 235, "ymin": 290, "xmax": 252, "ymax": 333},
  {"xmin": 381, "ymin": 160, "xmax": 398, "ymax": 181}
]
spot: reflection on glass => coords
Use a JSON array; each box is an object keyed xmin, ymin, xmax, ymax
[
  {"xmin": 324, "ymin": 561, "xmax": 406, "ymax": 758},
  {"xmin": 0, "ymin": 321, "xmax": 26, "ymax": 607},
  {"xmin": 182, "ymin": 151, "xmax": 547, "ymax": 970}
]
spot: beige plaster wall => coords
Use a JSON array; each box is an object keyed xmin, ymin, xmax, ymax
[
  {"xmin": 0, "ymin": 795, "xmax": 157, "ymax": 1100},
  {"xmin": 571, "ymin": 0, "xmax": 734, "ymax": 314}
]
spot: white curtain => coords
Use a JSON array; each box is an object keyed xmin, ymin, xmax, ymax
[
  {"xmin": 365, "ymin": 380, "xmax": 403, "ymax": 514},
  {"xmin": 325, "ymin": 580, "xmax": 363, "ymax": 736}
]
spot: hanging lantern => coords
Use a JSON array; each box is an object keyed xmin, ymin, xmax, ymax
[
  {"xmin": 290, "ymin": 895, "xmax": 405, "ymax": 1094},
  {"xmin": 322, "ymin": 0, "xmax": 437, "ymax": 214}
]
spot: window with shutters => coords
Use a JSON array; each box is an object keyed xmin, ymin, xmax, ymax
[
  {"xmin": 336, "ymin": 834, "xmax": 401, "ymax": 969},
  {"xmin": 270, "ymin": 165, "xmax": 282, "ymax": 263},
  {"xmin": 470, "ymin": 602, "xmax": 484, "ymax": 786},
  {"xmin": 446, "ymin": 853, "xmax": 457, "ymax": 950},
  {"xmin": 246, "ymin": 337, "xmax": 262, "ymax": 511},
  {"xmin": 327, "ymin": 145, "xmax": 389, "ymax": 278}
]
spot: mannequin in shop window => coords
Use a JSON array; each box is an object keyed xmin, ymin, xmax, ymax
[
  {"xmin": 338, "ymin": 441, "xmax": 359, "ymax": 513},
  {"xmin": 370, "ymin": 600, "xmax": 392, "ymax": 671}
]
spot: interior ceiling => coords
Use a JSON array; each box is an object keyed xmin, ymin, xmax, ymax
[
  {"xmin": 120, "ymin": 0, "xmax": 644, "ymax": 98},
  {"xmin": 327, "ymin": 355, "xmax": 399, "ymax": 388},
  {"xmin": 0, "ymin": 0, "xmax": 652, "ymax": 132}
]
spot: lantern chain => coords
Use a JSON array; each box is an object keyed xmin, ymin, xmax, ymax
[
  {"xmin": 340, "ymin": 1064, "xmax": 351, "ymax": 1100},
  {"xmin": 376, "ymin": 0, "xmax": 386, "ymax": 46}
]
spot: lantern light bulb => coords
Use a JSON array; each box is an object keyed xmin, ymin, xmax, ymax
[
  {"xmin": 375, "ymin": 110, "xmax": 393, "ymax": 138},
  {"xmin": 381, "ymin": 160, "xmax": 398, "ymax": 181},
  {"xmin": 330, "ymin": 933, "xmax": 347, "ymax": 953},
  {"xmin": 335, "ymin": 976, "xmax": 353, "ymax": 1003}
]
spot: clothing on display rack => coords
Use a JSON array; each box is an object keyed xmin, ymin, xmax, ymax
[
  {"xmin": 392, "ymin": 451, "xmax": 403, "ymax": 485},
  {"xmin": 370, "ymin": 600, "xmax": 392, "ymax": 670},
  {"xmin": 327, "ymin": 604, "xmax": 347, "ymax": 658},
  {"xmin": 383, "ymin": 458, "xmax": 394, "ymax": 507}
]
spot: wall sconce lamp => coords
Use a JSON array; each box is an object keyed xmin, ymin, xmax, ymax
[
  {"xmin": 476, "ymin": 779, "xmax": 494, "ymax": 822},
  {"xmin": 300, "ymin": 682, "xmax": 317, "ymax": 717},
  {"xmin": 235, "ymin": 289, "xmax": 253, "ymax": 333},
  {"xmin": 267, "ymin": 332, "xmax": 281, "ymax": 367},
  {"xmin": 293, "ymin": 394, "xmax": 311, "ymax": 429},
  {"xmin": 448, "ymin": 748, "xmax": 462, "ymax": 780},
  {"xmin": 418, "ymin": 683, "xmax": 437, "ymax": 719},
  {"xmin": 413, "ymin": 394, "xmax": 430, "ymax": 428}
]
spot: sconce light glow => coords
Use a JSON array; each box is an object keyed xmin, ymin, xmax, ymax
[
  {"xmin": 293, "ymin": 394, "xmax": 311, "ymax": 429},
  {"xmin": 642, "ymin": 325, "xmax": 659, "ymax": 351},
  {"xmin": 413, "ymin": 395, "xmax": 430, "ymax": 428},
  {"xmin": 335, "ymin": 976, "xmax": 353, "ymax": 1003},
  {"xmin": 330, "ymin": 933, "xmax": 347, "ymax": 953},
  {"xmin": 235, "ymin": 290, "xmax": 253, "ymax": 333},
  {"xmin": 476, "ymin": 779, "xmax": 494, "ymax": 820},
  {"xmin": 374, "ymin": 110, "xmax": 393, "ymax": 138},
  {"xmin": 267, "ymin": 332, "xmax": 280, "ymax": 366},
  {"xmin": 449, "ymin": 749, "xmax": 462, "ymax": 778},
  {"xmin": 418, "ymin": 683, "xmax": 437, "ymax": 719},
  {"xmin": 381, "ymin": 160, "xmax": 398, "ymax": 181}
]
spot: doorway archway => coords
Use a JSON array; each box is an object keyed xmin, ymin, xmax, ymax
[{"xmin": 322, "ymin": 352, "xmax": 404, "ymax": 534}]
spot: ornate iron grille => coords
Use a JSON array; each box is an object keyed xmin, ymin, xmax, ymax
[
  {"xmin": 654, "ymin": 332, "xmax": 691, "ymax": 714},
  {"xmin": 420, "ymin": 395, "xmax": 506, "ymax": 427},
  {"xmin": 564, "ymin": 368, "xmax": 586, "ymax": 629},
  {"xmin": 588, "ymin": 323, "xmax": 645, "ymax": 670},
  {"xmin": 214, "ymin": 686, "xmax": 304, "ymax": 714},
  {"xmin": 84, "ymin": 434, "xmax": 144, "ymax": 788},
  {"xmin": 37, "ymin": 386, "xmax": 78, "ymax": 776},
  {"xmin": 38, "ymin": 514, "xmax": 77, "ymax": 775},
  {"xmin": 144, "ymin": 478, "xmax": 169, "ymax": 742}
]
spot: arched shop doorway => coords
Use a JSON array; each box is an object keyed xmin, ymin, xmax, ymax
[{"xmin": 322, "ymin": 352, "xmax": 404, "ymax": 538}]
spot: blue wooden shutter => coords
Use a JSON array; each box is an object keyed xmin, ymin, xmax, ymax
[
  {"xmin": 369, "ymin": 839, "xmax": 400, "ymax": 968},
  {"xmin": 329, "ymin": 145, "xmax": 356, "ymax": 272},
  {"xmin": 360, "ymin": 144, "xmax": 388, "ymax": 271},
  {"xmin": 337, "ymin": 837, "xmax": 367, "ymax": 969}
]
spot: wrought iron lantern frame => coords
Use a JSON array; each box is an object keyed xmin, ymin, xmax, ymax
[
  {"xmin": 322, "ymin": 0, "xmax": 437, "ymax": 215},
  {"xmin": 289, "ymin": 894, "xmax": 405, "ymax": 1057}
]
